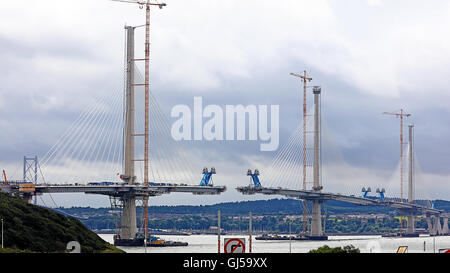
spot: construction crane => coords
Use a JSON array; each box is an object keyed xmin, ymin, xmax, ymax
[
  {"xmin": 290, "ymin": 71, "xmax": 312, "ymax": 234},
  {"xmin": 383, "ymin": 109, "xmax": 411, "ymax": 233},
  {"xmin": 2, "ymin": 170, "xmax": 8, "ymax": 185},
  {"xmin": 111, "ymin": 0, "xmax": 166, "ymax": 250}
]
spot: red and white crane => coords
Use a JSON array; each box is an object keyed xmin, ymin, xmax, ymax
[{"xmin": 111, "ymin": 0, "xmax": 166, "ymax": 249}]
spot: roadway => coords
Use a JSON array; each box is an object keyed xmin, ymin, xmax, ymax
[
  {"xmin": 1, "ymin": 183, "xmax": 226, "ymax": 199},
  {"xmin": 236, "ymin": 185, "xmax": 443, "ymax": 215}
]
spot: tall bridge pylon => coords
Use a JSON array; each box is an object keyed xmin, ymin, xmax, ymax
[
  {"xmin": 309, "ymin": 86, "xmax": 326, "ymax": 239},
  {"xmin": 236, "ymin": 74, "xmax": 447, "ymax": 238},
  {"xmin": 120, "ymin": 25, "xmax": 138, "ymax": 240}
]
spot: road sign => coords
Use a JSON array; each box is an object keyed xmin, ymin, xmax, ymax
[
  {"xmin": 224, "ymin": 238, "xmax": 246, "ymax": 253},
  {"xmin": 396, "ymin": 246, "xmax": 408, "ymax": 253}
]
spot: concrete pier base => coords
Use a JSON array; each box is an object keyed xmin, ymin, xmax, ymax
[
  {"xmin": 120, "ymin": 196, "xmax": 137, "ymax": 239},
  {"xmin": 406, "ymin": 213, "xmax": 415, "ymax": 234},
  {"xmin": 310, "ymin": 200, "xmax": 322, "ymax": 237},
  {"xmin": 434, "ymin": 216, "xmax": 443, "ymax": 235},
  {"xmin": 442, "ymin": 217, "xmax": 449, "ymax": 235}
]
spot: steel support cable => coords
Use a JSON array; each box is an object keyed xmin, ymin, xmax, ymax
[
  {"xmin": 284, "ymin": 142, "xmax": 303, "ymax": 190},
  {"xmin": 107, "ymin": 96, "xmax": 125, "ymax": 177},
  {"xmin": 42, "ymin": 101, "xmax": 107, "ymax": 183},
  {"xmin": 80, "ymin": 89, "xmax": 122, "ymax": 165},
  {"xmin": 135, "ymin": 101, "xmax": 167, "ymax": 183},
  {"xmin": 275, "ymin": 131, "xmax": 301, "ymax": 189},
  {"xmin": 149, "ymin": 110, "xmax": 176, "ymax": 183},
  {"xmin": 76, "ymin": 100, "xmax": 116, "ymax": 176},
  {"xmin": 37, "ymin": 160, "xmax": 58, "ymax": 208},
  {"xmin": 57, "ymin": 87, "xmax": 123, "ymax": 184},
  {"xmin": 71, "ymin": 99, "xmax": 112, "ymax": 167},
  {"xmin": 284, "ymin": 134, "xmax": 304, "ymax": 190},
  {"xmin": 270, "ymin": 127, "xmax": 302, "ymax": 188},
  {"xmin": 148, "ymin": 93, "xmax": 197, "ymax": 183},
  {"xmin": 40, "ymin": 101, "xmax": 96, "ymax": 167},
  {"xmin": 283, "ymin": 127, "xmax": 304, "ymax": 189},
  {"xmin": 55, "ymin": 97, "xmax": 108, "ymax": 172},
  {"xmin": 38, "ymin": 195, "xmax": 47, "ymax": 207},
  {"xmin": 150, "ymin": 91, "xmax": 199, "ymax": 183},
  {"xmin": 136, "ymin": 67, "xmax": 178, "ymax": 183},
  {"xmin": 104, "ymin": 91, "xmax": 125, "ymax": 170},
  {"xmin": 47, "ymin": 189, "xmax": 59, "ymax": 208},
  {"xmin": 66, "ymin": 90, "xmax": 122, "ymax": 183},
  {"xmin": 99, "ymin": 97, "xmax": 122, "ymax": 177},
  {"xmin": 146, "ymin": 100, "xmax": 175, "ymax": 183},
  {"xmin": 136, "ymin": 110, "xmax": 161, "ymax": 183},
  {"xmin": 110, "ymin": 91, "xmax": 125, "ymax": 173},
  {"xmin": 134, "ymin": 68, "xmax": 176, "ymax": 183},
  {"xmin": 40, "ymin": 99, "xmax": 100, "ymax": 168},
  {"xmin": 135, "ymin": 68, "xmax": 196, "ymax": 184},
  {"xmin": 133, "ymin": 68, "xmax": 165, "ymax": 183},
  {"xmin": 265, "ymin": 132, "xmax": 299, "ymax": 188},
  {"xmin": 267, "ymin": 126, "xmax": 300, "ymax": 174},
  {"xmin": 92, "ymin": 92, "xmax": 123, "ymax": 167},
  {"xmin": 267, "ymin": 110, "xmax": 315, "ymax": 190},
  {"xmin": 265, "ymin": 125, "xmax": 301, "ymax": 188},
  {"xmin": 149, "ymin": 97, "xmax": 196, "ymax": 184},
  {"xmin": 413, "ymin": 151, "xmax": 427, "ymax": 200},
  {"xmin": 42, "ymin": 101, "xmax": 99, "ymax": 166},
  {"xmin": 267, "ymin": 134, "xmax": 298, "ymax": 188},
  {"xmin": 86, "ymin": 87, "xmax": 123, "ymax": 182},
  {"xmin": 59, "ymin": 94, "xmax": 111, "ymax": 165}
]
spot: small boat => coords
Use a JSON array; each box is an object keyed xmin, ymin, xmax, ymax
[
  {"xmin": 147, "ymin": 236, "xmax": 188, "ymax": 247},
  {"xmin": 255, "ymin": 234, "xmax": 298, "ymax": 240},
  {"xmin": 114, "ymin": 234, "xmax": 188, "ymax": 247},
  {"xmin": 255, "ymin": 233, "xmax": 327, "ymax": 241},
  {"xmin": 382, "ymin": 232, "xmax": 420, "ymax": 238}
]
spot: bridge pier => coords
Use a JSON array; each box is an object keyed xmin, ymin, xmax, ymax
[
  {"xmin": 434, "ymin": 216, "xmax": 443, "ymax": 235},
  {"xmin": 442, "ymin": 216, "xmax": 449, "ymax": 235},
  {"xmin": 310, "ymin": 201, "xmax": 323, "ymax": 238},
  {"xmin": 426, "ymin": 214, "xmax": 448, "ymax": 236},
  {"xmin": 120, "ymin": 196, "xmax": 138, "ymax": 239},
  {"xmin": 426, "ymin": 215, "xmax": 436, "ymax": 236},
  {"xmin": 398, "ymin": 208, "xmax": 418, "ymax": 237},
  {"xmin": 406, "ymin": 213, "xmax": 415, "ymax": 235}
]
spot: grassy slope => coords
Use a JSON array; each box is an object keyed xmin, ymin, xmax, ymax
[{"xmin": 0, "ymin": 192, "xmax": 123, "ymax": 253}]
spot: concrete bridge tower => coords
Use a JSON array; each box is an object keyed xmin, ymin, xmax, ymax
[
  {"xmin": 406, "ymin": 125, "xmax": 416, "ymax": 235},
  {"xmin": 310, "ymin": 86, "xmax": 327, "ymax": 240},
  {"xmin": 120, "ymin": 26, "xmax": 138, "ymax": 239}
]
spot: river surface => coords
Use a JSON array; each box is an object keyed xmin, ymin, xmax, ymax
[{"xmin": 98, "ymin": 234, "xmax": 450, "ymax": 253}]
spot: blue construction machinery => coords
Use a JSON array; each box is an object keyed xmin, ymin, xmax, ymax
[
  {"xmin": 200, "ymin": 167, "xmax": 216, "ymax": 186},
  {"xmin": 361, "ymin": 187, "xmax": 385, "ymax": 201},
  {"xmin": 247, "ymin": 169, "xmax": 261, "ymax": 187}
]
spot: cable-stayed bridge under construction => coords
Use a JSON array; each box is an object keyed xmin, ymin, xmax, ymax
[{"xmin": 1, "ymin": 4, "xmax": 449, "ymax": 243}]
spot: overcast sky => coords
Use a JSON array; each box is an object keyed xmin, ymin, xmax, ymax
[{"xmin": 0, "ymin": 0, "xmax": 449, "ymax": 207}]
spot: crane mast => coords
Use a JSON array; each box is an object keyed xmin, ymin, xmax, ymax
[
  {"xmin": 290, "ymin": 71, "xmax": 312, "ymax": 234},
  {"xmin": 111, "ymin": 0, "xmax": 166, "ymax": 248},
  {"xmin": 383, "ymin": 109, "xmax": 411, "ymax": 234}
]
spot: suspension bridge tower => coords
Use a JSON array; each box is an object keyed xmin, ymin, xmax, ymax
[
  {"xmin": 309, "ymin": 86, "xmax": 327, "ymax": 240},
  {"xmin": 405, "ymin": 124, "xmax": 416, "ymax": 235},
  {"xmin": 119, "ymin": 25, "xmax": 138, "ymax": 240}
]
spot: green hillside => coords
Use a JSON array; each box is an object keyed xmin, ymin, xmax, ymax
[{"xmin": 0, "ymin": 192, "xmax": 123, "ymax": 253}]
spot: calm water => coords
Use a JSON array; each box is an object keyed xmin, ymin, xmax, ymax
[{"xmin": 98, "ymin": 234, "xmax": 450, "ymax": 253}]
